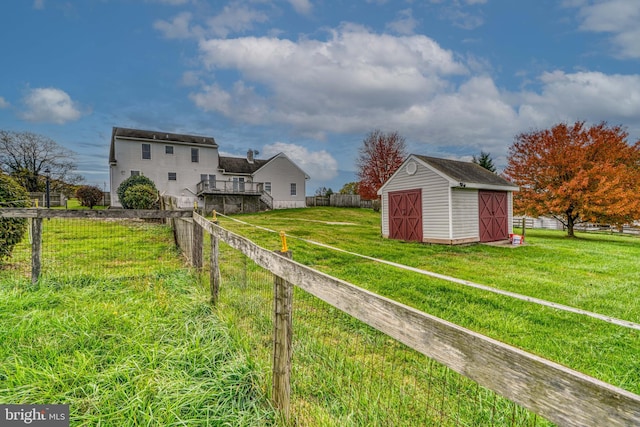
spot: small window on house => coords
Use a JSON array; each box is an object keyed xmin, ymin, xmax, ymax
[
  {"xmin": 131, "ymin": 170, "xmax": 140, "ymax": 176},
  {"xmin": 168, "ymin": 172, "xmax": 177, "ymax": 181},
  {"xmin": 265, "ymin": 182, "xmax": 271, "ymax": 194},
  {"xmin": 290, "ymin": 183, "xmax": 297, "ymax": 196},
  {"xmin": 191, "ymin": 148, "xmax": 199, "ymax": 163},
  {"xmin": 142, "ymin": 143, "xmax": 151, "ymax": 160},
  {"xmin": 165, "ymin": 145, "xmax": 174, "ymax": 154}
]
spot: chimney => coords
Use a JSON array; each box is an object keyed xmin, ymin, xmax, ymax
[{"xmin": 247, "ymin": 149, "xmax": 254, "ymax": 164}]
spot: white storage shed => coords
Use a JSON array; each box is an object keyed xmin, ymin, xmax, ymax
[{"xmin": 377, "ymin": 155, "xmax": 519, "ymax": 244}]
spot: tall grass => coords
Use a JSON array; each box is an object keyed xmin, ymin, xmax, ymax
[
  {"xmin": 0, "ymin": 219, "xmax": 277, "ymax": 426},
  {"xmin": 215, "ymin": 207, "xmax": 640, "ymax": 396},
  {"xmin": 212, "ymin": 240, "xmax": 548, "ymax": 426}
]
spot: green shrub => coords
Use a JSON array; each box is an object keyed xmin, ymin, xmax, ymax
[
  {"xmin": 117, "ymin": 175, "xmax": 157, "ymax": 209},
  {"xmin": 75, "ymin": 185, "xmax": 104, "ymax": 209},
  {"xmin": 0, "ymin": 173, "xmax": 30, "ymax": 262},
  {"xmin": 123, "ymin": 184, "xmax": 158, "ymax": 210}
]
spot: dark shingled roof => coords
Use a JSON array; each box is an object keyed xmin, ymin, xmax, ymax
[
  {"xmin": 414, "ymin": 155, "xmax": 517, "ymax": 188},
  {"xmin": 110, "ymin": 127, "xmax": 217, "ymax": 164},
  {"xmin": 218, "ymin": 156, "xmax": 272, "ymax": 174}
]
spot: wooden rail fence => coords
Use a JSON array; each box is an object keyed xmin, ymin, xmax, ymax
[
  {"xmin": 189, "ymin": 212, "xmax": 640, "ymax": 427},
  {"xmin": 2, "ymin": 208, "xmax": 639, "ymax": 426}
]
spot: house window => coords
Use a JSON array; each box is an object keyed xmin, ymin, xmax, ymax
[
  {"xmin": 165, "ymin": 145, "xmax": 174, "ymax": 154},
  {"xmin": 265, "ymin": 182, "xmax": 271, "ymax": 194},
  {"xmin": 290, "ymin": 183, "xmax": 297, "ymax": 196},
  {"xmin": 191, "ymin": 148, "xmax": 199, "ymax": 163},
  {"xmin": 131, "ymin": 170, "xmax": 140, "ymax": 176},
  {"xmin": 142, "ymin": 143, "xmax": 151, "ymax": 160},
  {"xmin": 168, "ymin": 172, "xmax": 177, "ymax": 181}
]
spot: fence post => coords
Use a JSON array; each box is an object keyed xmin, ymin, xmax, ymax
[
  {"xmin": 31, "ymin": 218, "xmax": 42, "ymax": 283},
  {"xmin": 272, "ymin": 249, "xmax": 293, "ymax": 422},
  {"xmin": 210, "ymin": 233, "xmax": 220, "ymax": 304},
  {"xmin": 192, "ymin": 219, "xmax": 203, "ymax": 269}
]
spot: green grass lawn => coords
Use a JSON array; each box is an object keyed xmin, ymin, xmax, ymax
[
  {"xmin": 0, "ymin": 219, "xmax": 277, "ymax": 426},
  {"xmin": 1, "ymin": 208, "xmax": 637, "ymax": 425},
  {"xmin": 215, "ymin": 207, "xmax": 640, "ymax": 396}
]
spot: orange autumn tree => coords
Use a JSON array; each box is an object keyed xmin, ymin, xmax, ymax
[
  {"xmin": 357, "ymin": 129, "xmax": 407, "ymax": 200},
  {"xmin": 503, "ymin": 121, "xmax": 640, "ymax": 237}
]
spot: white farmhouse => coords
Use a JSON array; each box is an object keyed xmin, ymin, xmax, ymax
[{"xmin": 108, "ymin": 127, "xmax": 309, "ymax": 213}]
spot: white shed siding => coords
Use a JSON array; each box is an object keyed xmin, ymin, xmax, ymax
[
  {"xmin": 110, "ymin": 138, "xmax": 219, "ymax": 207},
  {"xmin": 253, "ymin": 156, "xmax": 307, "ymax": 208},
  {"xmin": 380, "ymin": 161, "xmax": 450, "ymax": 241},
  {"xmin": 424, "ymin": 181, "xmax": 450, "ymax": 240},
  {"xmin": 507, "ymin": 192, "xmax": 514, "ymax": 235},
  {"xmin": 451, "ymin": 188, "xmax": 479, "ymax": 240}
]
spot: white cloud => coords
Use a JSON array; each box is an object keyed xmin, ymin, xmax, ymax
[
  {"xmin": 0, "ymin": 97, "xmax": 9, "ymax": 109},
  {"xmin": 386, "ymin": 9, "xmax": 419, "ymax": 35},
  {"xmin": 20, "ymin": 87, "xmax": 83, "ymax": 124},
  {"xmin": 188, "ymin": 23, "xmax": 640, "ymax": 162},
  {"xmin": 33, "ymin": 0, "xmax": 44, "ymax": 10},
  {"xmin": 154, "ymin": 12, "xmax": 199, "ymax": 39},
  {"xmin": 194, "ymin": 25, "xmax": 467, "ymax": 133},
  {"xmin": 287, "ymin": 0, "xmax": 313, "ymax": 15},
  {"xmin": 189, "ymin": 83, "xmax": 233, "ymax": 116},
  {"xmin": 571, "ymin": 0, "xmax": 640, "ymax": 58},
  {"xmin": 262, "ymin": 142, "xmax": 338, "ymax": 180},
  {"xmin": 518, "ymin": 71, "xmax": 640, "ymax": 126},
  {"xmin": 206, "ymin": 4, "xmax": 269, "ymax": 38},
  {"xmin": 433, "ymin": 0, "xmax": 486, "ymax": 30},
  {"xmin": 155, "ymin": 4, "xmax": 269, "ymax": 39}
]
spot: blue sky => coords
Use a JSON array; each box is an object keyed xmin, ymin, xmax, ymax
[{"xmin": 1, "ymin": 0, "xmax": 639, "ymax": 195}]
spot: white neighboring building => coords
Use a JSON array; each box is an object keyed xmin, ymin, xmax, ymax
[{"xmin": 108, "ymin": 127, "xmax": 309, "ymax": 213}]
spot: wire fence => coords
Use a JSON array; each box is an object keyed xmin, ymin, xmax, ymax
[
  {"xmin": 0, "ymin": 217, "xmax": 184, "ymax": 286},
  {"xmin": 3, "ymin": 209, "xmax": 639, "ymax": 426},
  {"xmin": 206, "ymin": 236, "xmax": 549, "ymax": 426}
]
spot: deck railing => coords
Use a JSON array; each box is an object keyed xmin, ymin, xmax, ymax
[{"xmin": 196, "ymin": 179, "xmax": 264, "ymax": 195}]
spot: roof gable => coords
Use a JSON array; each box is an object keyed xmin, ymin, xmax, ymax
[{"xmin": 254, "ymin": 152, "xmax": 310, "ymax": 179}]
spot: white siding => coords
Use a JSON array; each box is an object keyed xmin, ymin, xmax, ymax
[
  {"xmin": 451, "ymin": 188, "xmax": 479, "ymax": 240},
  {"xmin": 381, "ymin": 160, "xmax": 450, "ymax": 241},
  {"xmin": 110, "ymin": 138, "xmax": 219, "ymax": 207},
  {"xmin": 507, "ymin": 192, "xmax": 514, "ymax": 235},
  {"xmin": 253, "ymin": 155, "xmax": 307, "ymax": 208}
]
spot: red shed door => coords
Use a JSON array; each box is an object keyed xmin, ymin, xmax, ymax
[
  {"xmin": 478, "ymin": 191, "xmax": 508, "ymax": 242},
  {"xmin": 389, "ymin": 190, "xmax": 422, "ymax": 242}
]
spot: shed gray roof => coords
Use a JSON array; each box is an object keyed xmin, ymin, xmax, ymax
[
  {"xmin": 414, "ymin": 155, "xmax": 517, "ymax": 188},
  {"xmin": 218, "ymin": 156, "xmax": 272, "ymax": 175},
  {"xmin": 109, "ymin": 127, "xmax": 217, "ymax": 164}
]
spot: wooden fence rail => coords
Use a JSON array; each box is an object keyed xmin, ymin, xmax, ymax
[
  {"xmin": 3, "ymin": 208, "xmax": 638, "ymax": 426},
  {"xmin": 192, "ymin": 212, "xmax": 640, "ymax": 427}
]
